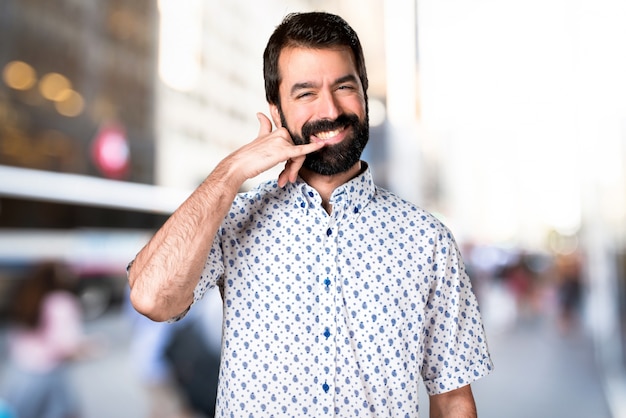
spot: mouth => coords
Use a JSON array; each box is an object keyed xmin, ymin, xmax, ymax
[{"xmin": 311, "ymin": 126, "xmax": 347, "ymax": 145}]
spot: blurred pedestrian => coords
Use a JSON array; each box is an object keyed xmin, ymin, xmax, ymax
[
  {"xmin": 0, "ymin": 261, "xmax": 93, "ymax": 418},
  {"xmin": 502, "ymin": 255, "xmax": 536, "ymax": 319},
  {"xmin": 555, "ymin": 250, "xmax": 584, "ymax": 334}
]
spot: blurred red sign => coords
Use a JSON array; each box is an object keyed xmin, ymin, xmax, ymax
[{"xmin": 91, "ymin": 124, "xmax": 130, "ymax": 179}]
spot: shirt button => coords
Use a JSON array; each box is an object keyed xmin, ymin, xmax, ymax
[
  {"xmin": 324, "ymin": 278, "xmax": 331, "ymax": 287},
  {"xmin": 326, "ymin": 228, "xmax": 332, "ymax": 236},
  {"xmin": 322, "ymin": 382, "xmax": 330, "ymax": 393},
  {"xmin": 323, "ymin": 327, "xmax": 331, "ymax": 339}
]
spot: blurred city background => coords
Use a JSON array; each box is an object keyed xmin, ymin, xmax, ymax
[{"xmin": 0, "ymin": 0, "xmax": 625, "ymax": 417}]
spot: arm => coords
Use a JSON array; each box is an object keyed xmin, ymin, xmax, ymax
[
  {"xmin": 128, "ymin": 113, "xmax": 324, "ymax": 322},
  {"xmin": 429, "ymin": 385, "xmax": 477, "ymax": 418}
]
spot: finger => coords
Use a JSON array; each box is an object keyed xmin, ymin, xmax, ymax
[
  {"xmin": 278, "ymin": 154, "xmax": 306, "ymax": 187},
  {"xmin": 293, "ymin": 141, "xmax": 325, "ymax": 156},
  {"xmin": 279, "ymin": 143, "xmax": 323, "ymax": 184},
  {"xmin": 277, "ymin": 163, "xmax": 293, "ymax": 187},
  {"xmin": 256, "ymin": 112, "xmax": 273, "ymax": 137},
  {"xmin": 277, "ymin": 158, "xmax": 296, "ymax": 187},
  {"xmin": 277, "ymin": 169, "xmax": 289, "ymax": 188},
  {"xmin": 287, "ymin": 156, "xmax": 304, "ymax": 183}
]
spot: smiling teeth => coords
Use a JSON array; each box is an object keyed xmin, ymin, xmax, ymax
[{"xmin": 316, "ymin": 128, "xmax": 342, "ymax": 140}]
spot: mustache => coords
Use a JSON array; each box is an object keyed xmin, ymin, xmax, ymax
[{"xmin": 301, "ymin": 114, "xmax": 360, "ymax": 141}]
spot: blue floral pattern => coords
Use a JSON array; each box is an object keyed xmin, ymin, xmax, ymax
[{"xmin": 191, "ymin": 166, "xmax": 493, "ymax": 417}]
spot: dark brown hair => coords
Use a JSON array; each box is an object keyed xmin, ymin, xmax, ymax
[{"xmin": 263, "ymin": 11, "xmax": 369, "ymax": 107}]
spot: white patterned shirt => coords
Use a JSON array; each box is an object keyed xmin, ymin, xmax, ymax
[{"xmin": 191, "ymin": 164, "xmax": 493, "ymax": 417}]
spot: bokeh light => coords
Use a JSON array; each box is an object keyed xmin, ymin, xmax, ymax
[
  {"xmin": 54, "ymin": 89, "xmax": 85, "ymax": 117},
  {"xmin": 2, "ymin": 61, "xmax": 37, "ymax": 91},
  {"xmin": 39, "ymin": 72, "xmax": 72, "ymax": 102}
]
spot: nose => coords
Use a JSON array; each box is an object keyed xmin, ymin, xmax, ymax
[{"xmin": 316, "ymin": 89, "xmax": 341, "ymax": 120}]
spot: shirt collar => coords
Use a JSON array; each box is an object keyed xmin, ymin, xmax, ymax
[{"xmin": 287, "ymin": 162, "xmax": 375, "ymax": 218}]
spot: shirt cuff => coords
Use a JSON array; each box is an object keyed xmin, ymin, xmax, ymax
[{"xmin": 423, "ymin": 355, "xmax": 494, "ymax": 395}]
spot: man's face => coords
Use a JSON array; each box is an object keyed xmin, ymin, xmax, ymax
[{"xmin": 271, "ymin": 47, "xmax": 369, "ymax": 176}]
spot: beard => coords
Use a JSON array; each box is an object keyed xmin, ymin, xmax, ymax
[{"xmin": 279, "ymin": 110, "xmax": 369, "ymax": 176}]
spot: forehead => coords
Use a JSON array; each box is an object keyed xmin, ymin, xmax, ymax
[{"xmin": 277, "ymin": 46, "xmax": 358, "ymax": 88}]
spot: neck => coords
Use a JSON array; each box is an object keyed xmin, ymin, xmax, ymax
[{"xmin": 299, "ymin": 161, "xmax": 363, "ymax": 214}]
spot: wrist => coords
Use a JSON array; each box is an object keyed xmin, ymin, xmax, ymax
[{"xmin": 199, "ymin": 158, "xmax": 245, "ymax": 203}]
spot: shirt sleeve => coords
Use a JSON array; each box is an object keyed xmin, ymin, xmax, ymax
[
  {"xmin": 420, "ymin": 226, "xmax": 494, "ymax": 395},
  {"xmin": 194, "ymin": 228, "xmax": 225, "ymax": 299}
]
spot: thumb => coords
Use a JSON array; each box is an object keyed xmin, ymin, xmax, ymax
[{"xmin": 256, "ymin": 112, "xmax": 273, "ymax": 137}]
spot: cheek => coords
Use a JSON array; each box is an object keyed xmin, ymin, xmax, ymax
[
  {"xmin": 284, "ymin": 109, "xmax": 311, "ymax": 134},
  {"xmin": 349, "ymin": 97, "xmax": 367, "ymax": 119}
]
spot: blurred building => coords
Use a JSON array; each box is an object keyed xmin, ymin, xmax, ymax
[
  {"xmin": 416, "ymin": 1, "xmax": 626, "ymax": 415},
  {"xmin": 0, "ymin": 0, "xmax": 160, "ymax": 229},
  {"xmin": 0, "ymin": 0, "xmax": 157, "ymax": 182},
  {"xmin": 0, "ymin": 0, "xmax": 162, "ymax": 319}
]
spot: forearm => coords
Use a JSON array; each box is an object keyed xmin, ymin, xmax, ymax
[
  {"xmin": 429, "ymin": 385, "xmax": 477, "ymax": 418},
  {"xmin": 128, "ymin": 160, "xmax": 243, "ymax": 321},
  {"xmin": 128, "ymin": 113, "xmax": 325, "ymax": 321}
]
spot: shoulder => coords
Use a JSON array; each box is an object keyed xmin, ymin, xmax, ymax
[
  {"xmin": 370, "ymin": 186, "xmax": 459, "ymax": 242},
  {"xmin": 227, "ymin": 179, "xmax": 287, "ymax": 220},
  {"xmin": 235, "ymin": 179, "xmax": 288, "ymax": 206},
  {"xmin": 371, "ymin": 187, "xmax": 441, "ymax": 224}
]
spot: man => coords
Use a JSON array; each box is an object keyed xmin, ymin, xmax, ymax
[{"xmin": 129, "ymin": 11, "xmax": 493, "ymax": 417}]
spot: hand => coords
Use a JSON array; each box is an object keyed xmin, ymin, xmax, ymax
[{"xmin": 227, "ymin": 113, "xmax": 325, "ymax": 187}]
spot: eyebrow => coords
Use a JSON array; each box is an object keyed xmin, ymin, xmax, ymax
[{"xmin": 289, "ymin": 74, "xmax": 359, "ymax": 96}]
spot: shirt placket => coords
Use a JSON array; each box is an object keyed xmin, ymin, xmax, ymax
[{"xmin": 315, "ymin": 217, "xmax": 338, "ymax": 416}]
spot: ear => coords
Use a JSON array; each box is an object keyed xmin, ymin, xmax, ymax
[{"xmin": 269, "ymin": 104, "xmax": 282, "ymax": 128}]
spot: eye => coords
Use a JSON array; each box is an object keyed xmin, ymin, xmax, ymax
[{"xmin": 337, "ymin": 84, "xmax": 357, "ymax": 92}]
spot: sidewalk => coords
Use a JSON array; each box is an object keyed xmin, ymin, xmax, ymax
[{"xmin": 454, "ymin": 318, "xmax": 611, "ymax": 418}]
